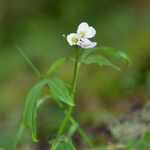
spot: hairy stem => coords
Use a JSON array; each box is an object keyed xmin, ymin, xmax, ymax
[{"xmin": 57, "ymin": 49, "xmax": 80, "ymax": 136}]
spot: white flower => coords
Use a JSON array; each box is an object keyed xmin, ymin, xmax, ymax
[
  {"xmin": 67, "ymin": 33, "xmax": 80, "ymax": 46},
  {"xmin": 80, "ymin": 38, "xmax": 97, "ymax": 49},
  {"xmin": 66, "ymin": 22, "xmax": 97, "ymax": 49},
  {"xmin": 77, "ymin": 22, "xmax": 96, "ymax": 39}
]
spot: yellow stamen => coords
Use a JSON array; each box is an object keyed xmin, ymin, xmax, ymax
[{"xmin": 72, "ymin": 37, "xmax": 79, "ymax": 43}]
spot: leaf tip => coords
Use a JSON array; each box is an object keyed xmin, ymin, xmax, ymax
[
  {"xmin": 32, "ymin": 137, "xmax": 38, "ymax": 142},
  {"xmin": 71, "ymin": 103, "xmax": 75, "ymax": 107},
  {"xmin": 69, "ymin": 101, "xmax": 75, "ymax": 106}
]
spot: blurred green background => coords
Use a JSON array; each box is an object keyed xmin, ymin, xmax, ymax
[{"xmin": 0, "ymin": 0, "xmax": 150, "ymax": 149}]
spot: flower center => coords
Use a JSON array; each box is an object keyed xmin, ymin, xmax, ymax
[
  {"xmin": 79, "ymin": 31, "xmax": 86, "ymax": 38},
  {"xmin": 72, "ymin": 37, "xmax": 79, "ymax": 43}
]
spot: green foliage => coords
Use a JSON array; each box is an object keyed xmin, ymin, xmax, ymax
[
  {"xmin": 23, "ymin": 46, "xmax": 130, "ymax": 146},
  {"xmin": 48, "ymin": 57, "xmax": 74, "ymax": 75},
  {"xmin": 82, "ymin": 55, "xmax": 120, "ymax": 70},
  {"xmin": 17, "ymin": 22, "xmax": 131, "ymax": 149},
  {"xmin": 20, "ymin": 44, "xmax": 131, "ymax": 149},
  {"xmin": 50, "ymin": 136, "xmax": 76, "ymax": 150},
  {"xmin": 23, "ymin": 79, "xmax": 48, "ymax": 142},
  {"xmin": 1, "ymin": 0, "xmax": 149, "ymax": 149},
  {"xmin": 23, "ymin": 78, "xmax": 73, "ymax": 142},
  {"xmin": 48, "ymin": 77, "xmax": 74, "ymax": 106},
  {"xmin": 97, "ymin": 46, "xmax": 131, "ymax": 65},
  {"xmin": 81, "ymin": 46, "xmax": 131, "ymax": 66}
]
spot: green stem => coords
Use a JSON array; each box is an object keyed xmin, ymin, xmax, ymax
[
  {"xmin": 55, "ymin": 99, "xmax": 95, "ymax": 148},
  {"xmin": 57, "ymin": 49, "xmax": 80, "ymax": 136},
  {"xmin": 68, "ymin": 114, "xmax": 94, "ymax": 148},
  {"xmin": 77, "ymin": 126, "xmax": 94, "ymax": 148},
  {"xmin": 15, "ymin": 45, "xmax": 42, "ymax": 79}
]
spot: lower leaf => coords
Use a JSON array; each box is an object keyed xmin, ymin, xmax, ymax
[{"xmin": 23, "ymin": 79, "xmax": 49, "ymax": 141}]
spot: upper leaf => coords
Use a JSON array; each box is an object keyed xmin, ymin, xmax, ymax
[
  {"xmin": 81, "ymin": 46, "xmax": 131, "ymax": 65},
  {"xmin": 23, "ymin": 79, "xmax": 48, "ymax": 142},
  {"xmin": 48, "ymin": 77, "xmax": 74, "ymax": 106},
  {"xmin": 98, "ymin": 46, "xmax": 131, "ymax": 65},
  {"xmin": 82, "ymin": 55, "xmax": 120, "ymax": 70},
  {"xmin": 47, "ymin": 57, "xmax": 74, "ymax": 75}
]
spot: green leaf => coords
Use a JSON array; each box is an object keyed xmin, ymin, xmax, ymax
[
  {"xmin": 81, "ymin": 46, "xmax": 131, "ymax": 66},
  {"xmin": 81, "ymin": 48, "xmax": 96, "ymax": 60},
  {"xmin": 96, "ymin": 46, "xmax": 131, "ymax": 65},
  {"xmin": 50, "ymin": 136, "xmax": 76, "ymax": 150},
  {"xmin": 47, "ymin": 57, "xmax": 74, "ymax": 75},
  {"xmin": 23, "ymin": 78, "xmax": 73, "ymax": 142},
  {"xmin": 23, "ymin": 79, "xmax": 48, "ymax": 142},
  {"xmin": 82, "ymin": 55, "xmax": 120, "ymax": 70},
  {"xmin": 48, "ymin": 77, "xmax": 74, "ymax": 106}
]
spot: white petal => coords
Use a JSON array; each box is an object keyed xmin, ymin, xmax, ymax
[
  {"xmin": 67, "ymin": 34, "xmax": 73, "ymax": 46},
  {"xmin": 77, "ymin": 22, "xmax": 96, "ymax": 39},
  {"xmin": 86, "ymin": 26, "xmax": 96, "ymax": 38},
  {"xmin": 79, "ymin": 38, "xmax": 97, "ymax": 49},
  {"xmin": 77, "ymin": 22, "xmax": 89, "ymax": 34},
  {"xmin": 67, "ymin": 33, "xmax": 80, "ymax": 46}
]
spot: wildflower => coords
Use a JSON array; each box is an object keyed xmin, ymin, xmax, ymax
[
  {"xmin": 77, "ymin": 22, "xmax": 96, "ymax": 39},
  {"xmin": 66, "ymin": 22, "xmax": 97, "ymax": 49},
  {"xmin": 67, "ymin": 33, "xmax": 80, "ymax": 46}
]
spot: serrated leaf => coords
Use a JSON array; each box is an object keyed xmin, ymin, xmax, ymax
[
  {"xmin": 50, "ymin": 136, "xmax": 76, "ymax": 150},
  {"xmin": 48, "ymin": 77, "xmax": 74, "ymax": 106},
  {"xmin": 82, "ymin": 55, "xmax": 120, "ymax": 70},
  {"xmin": 23, "ymin": 79, "xmax": 49, "ymax": 142},
  {"xmin": 48, "ymin": 57, "xmax": 74, "ymax": 75}
]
